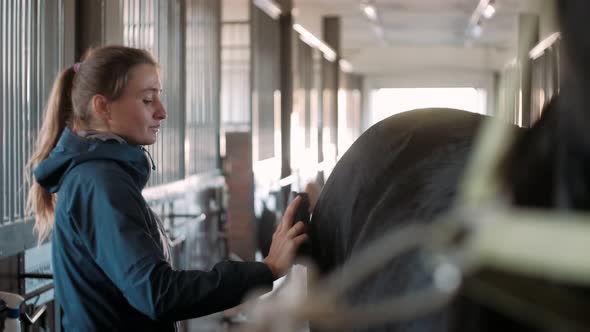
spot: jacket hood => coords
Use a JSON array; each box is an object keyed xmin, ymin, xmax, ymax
[{"xmin": 34, "ymin": 128, "xmax": 152, "ymax": 193}]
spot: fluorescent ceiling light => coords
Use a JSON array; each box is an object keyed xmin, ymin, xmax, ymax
[
  {"xmin": 362, "ymin": 4, "xmax": 378, "ymax": 22},
  {"xmin": 253, "ymin": 0, "xmax": 282, "ymax": 20},
  {"xmin": 529, "ymin": 32, "xmax": 561, "ymax": 60},
  {"xmin": 339, "ymin": 59, "xmax": 353, "ymax": 73},
  {"xmin": 482, "ymin": 4, "xmax": 496, "ymax": 19},
  {"xmin": 293, "ymin": 23, "xmax": 338, "ymax": 62}
]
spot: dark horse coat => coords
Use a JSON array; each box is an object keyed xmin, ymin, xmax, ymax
[
  {"xmin": 306, "ymin": 2, "xmax": 590, "ymax": 330},
  {"xmin": 307, "ymin": 108, "xmax": 536, "ymax": 332}
]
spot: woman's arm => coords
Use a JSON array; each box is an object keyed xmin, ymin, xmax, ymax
[{"xmin": 73, "ymin": 166, "xmax": 274, "ymax": 321}]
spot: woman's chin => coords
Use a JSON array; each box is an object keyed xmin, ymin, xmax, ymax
[
  {"xmin": 131, "ymin": 136, "xmax": 157, "ymax": 146},
  {"xmin": 144, "ymin": 138, "xmax": 157, "ymax": 146}
]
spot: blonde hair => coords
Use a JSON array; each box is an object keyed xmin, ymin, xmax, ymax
[{"xmin": 25, "ymin": 46, "xmax": 157, "ymax": 243}]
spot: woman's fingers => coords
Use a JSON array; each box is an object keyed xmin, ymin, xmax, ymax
[
  {"xmin": 293, "ymin": 233, "xmax": 308, "ymax": 247},
  {"xmin": 264, "ymin": 200, "xmax": 309, "ymax": 279},
  {"xmin": 287, "ymin": 221, "xmax": 306, "ymax": 238},
  {"xmin": 278, "ymin": 196, "xmax": 300, "ymax": 233}
]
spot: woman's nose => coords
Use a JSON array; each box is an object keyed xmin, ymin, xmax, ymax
[{"xmin": 155, "ymin": 100, "xmax": 167, "ymax": 120}]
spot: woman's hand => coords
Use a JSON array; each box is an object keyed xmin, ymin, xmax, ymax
[{"xmin": 263, "ymin": 196, "xmax": 309, "ymax": 279}]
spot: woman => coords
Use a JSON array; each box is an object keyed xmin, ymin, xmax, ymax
[{"xmin": 26, "ymin": 45, "xmax": 308, "ymax": 331}]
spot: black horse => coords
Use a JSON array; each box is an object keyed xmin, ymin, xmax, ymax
[
  {"xmin": 300, "ymin": 1, "xmax": 590, "ymax": 330},
  {"xmin": 307, "ymin": 108, "xmax": 535, "ymax": 332}
]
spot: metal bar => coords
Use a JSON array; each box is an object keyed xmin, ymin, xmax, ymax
[
  {"xmin": 8, "ymin": 0, "xmax": 15, "ymax": 223},
  {"xmin": 0, "ymin": 0, "xmax": 5, "ymax": 225},
  {"xmin": 19, "ymin": 273, "xmax": 54, "ymax": 279},
  {"xmin": 133, "ymin": 0, "xmax": 138, "ymax": 46},
  {"xmin": 35, "ymin": 0, "xmax": 41, "ymax": 138},
  {"xmin": 17, "ymin": 0, "xmax": 27, "ymax": 220},
  {"xmin": 178, "ymin": 0, "xmax": 186, "ymax": 180},
  {"xmin": 123, "ymin": 0, "xmax": 128, "ymax": 45},
  {"xmin": 25, "ymin": 0, "xmax": 33, "ymax": 221},
  {"xmin": 23, "ymin": 283, "xmax": 54, "ymax": 301},
  {"xmin": 223, "ymin": 20, "xmax": 250, "ymax": 25},
  {"xmin": 213, "ymin": 0, "xmax": 222, "ymax": 170}
]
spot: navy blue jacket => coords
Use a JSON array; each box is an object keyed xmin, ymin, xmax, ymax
[{"xmin": 34, "ymin": 128, "xmax": 273, "ymax": 331}]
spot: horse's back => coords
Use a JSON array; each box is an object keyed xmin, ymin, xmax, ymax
[
  {"xmin": 310, "ymin": 108, "xmax": 485, "ymax": 273},
  {"xmin": 309, "ymin": 108, "xmax": 494, "ymax": 332}
]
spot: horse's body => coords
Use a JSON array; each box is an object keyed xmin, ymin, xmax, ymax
[
  {"xmin": 302, "ymin": 2, "xmax": 590, "ymax": 330},
  {"xmin": 308, "ymin": 108, "xmax": 532, "ymax": 332}
]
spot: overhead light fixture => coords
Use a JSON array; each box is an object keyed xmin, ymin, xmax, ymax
[
  {"xmin": 339, "ymin": 59, "xmax": 353, "ymax": 73},
  {"xmin": 363, "ymin": 5, "xmax": 378, "ymax": 22},
  {"xmin": 470, "ymin": 22, "xmax": 483, "ymax": 38},
  {"xmin": 293, "ymin": 23, "xmax": 338, "ymax": 62},
  {"xmin": 253, "ymin": 0, "xmax": 282, "ymax": 20},
  {"xmin": 466, "ymin": 0, "xmax": 495, "ymax": 40},
  {"xmin": 482, "ymin": 3, "xmax": 496, "ymax": 19},
  {"xmin": 360, "ymin": 0, "xmax": 387, "ymax": 44},
  {"xmin": 360, "ymin": 0, "xmax": 379, "ymax": 22}
]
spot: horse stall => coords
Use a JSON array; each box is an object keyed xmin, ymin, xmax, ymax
[{"xmin": 0, "ymin": 0, "xmax": 228, "ymax": 331}]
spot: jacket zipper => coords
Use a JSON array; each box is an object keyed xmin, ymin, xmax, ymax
[{"xmin": 141, "ymin": 147, "xmax": 156, "ymax": 171}]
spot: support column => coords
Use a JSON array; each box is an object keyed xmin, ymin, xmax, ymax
[
  {"xmin": 277, "ymin": 0, "xmax": 294, "ymax": 202},
  {"xmin": 518, "ymin": 13, "xmax": 539, "ymax": 127},
  {"xmin": 76, "ymin": 0, "xmax": 104, "ymax": 57},
  {"xmin": 63, "ymin": 0, "xmax": 77, "ymax": 66},
  {"xmin": 76, "ymin": 0, "xmax": 123, "ymax": 57},
  {"xmin": 322, "ymin": 16, "xmax": 340, "ymax": 159}
]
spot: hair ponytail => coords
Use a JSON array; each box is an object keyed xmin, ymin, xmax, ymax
[{"xmin": 26, "ymin": 66, "xmax": 76, "ymax": 243}]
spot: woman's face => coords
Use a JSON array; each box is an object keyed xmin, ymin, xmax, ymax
[{"xmin": 106, "ymin": 64, "xmax": 166, "ymax": 145}]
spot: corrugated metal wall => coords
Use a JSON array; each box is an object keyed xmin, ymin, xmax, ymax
[
  {"xmin": 1, "ymin": 0, "xmax": 63, "ymax": 228},
  {"xmin": 185, "ymin": 0, "xmax": 220, "ymax": 175},
  {"xmin": 122, "ymin": 0, "xmax": 186, "ymax": 186},
  {"xmin": 122, "ymin": 0, "xmax": 157, "ymax": 50},
  {"xmin": 0, "ymin": 0, "xmax": 222, "ymax": 228},
  {"xmin": 251, "ymin": 4, "xmax": 280, "ymax": 162},
  {"xmin": 159, "ymin": 0, "xmax": 186, "ymax": 183},
  {"xmin": 121, "ymin": 0, "xmax": 220, "ymax": 184},
  {"xmin": 221, "ymin": 21, "xmax": 250, "ymax": 131}
]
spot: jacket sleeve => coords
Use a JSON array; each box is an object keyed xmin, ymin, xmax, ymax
[{"xmin": 73, "ymin": 166, "xmax": 274, "ymax": 322}]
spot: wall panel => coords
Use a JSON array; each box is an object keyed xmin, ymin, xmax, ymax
[{"xmin": 1, "ymin": 0, "xmax": 64, "ymax": 253}]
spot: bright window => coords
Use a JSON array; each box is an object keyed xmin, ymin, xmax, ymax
[{"xmin": 370, "ymin": 87, "xmax": 486, "ymax": 126}]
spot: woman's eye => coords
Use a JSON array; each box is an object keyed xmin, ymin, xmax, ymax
[{"xmin": 143, "ymin": 99, "xmax": 153, "ymax": 105}]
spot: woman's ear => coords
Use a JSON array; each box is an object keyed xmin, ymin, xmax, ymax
[{"xmin": 90, "ymin": 94, "xmax": 111, "ymax": 121}]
